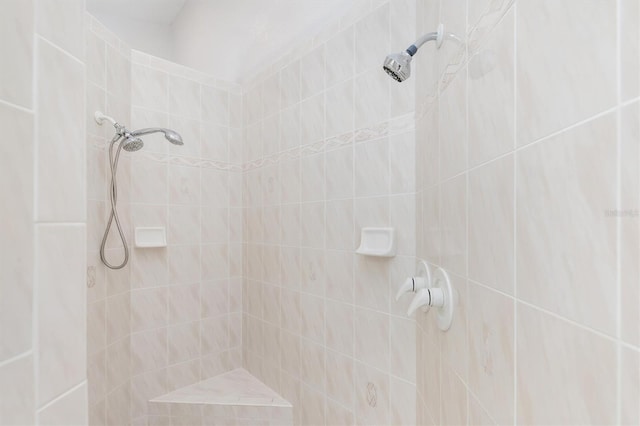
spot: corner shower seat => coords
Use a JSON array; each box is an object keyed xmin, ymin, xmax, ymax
[{"xmin": 148, "ymin": 368, "xmax": 293, "ymax": 426}]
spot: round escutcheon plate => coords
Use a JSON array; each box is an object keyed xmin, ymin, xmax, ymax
[{"xmin": 432, "ymin": 266, "xmax": 454, "ymax": 331}]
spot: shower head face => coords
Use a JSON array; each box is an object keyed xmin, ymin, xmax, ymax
[
  {"xmin": 122, "ymin": 137, "xmax": 144, "ymax": 152},
  {"xmin": 383, "ymin": 51, "xmax": 412, "ymax": 82},
  {"xmin": 164, "ymin": 129, "xmax": 183, "ymax": 145}
]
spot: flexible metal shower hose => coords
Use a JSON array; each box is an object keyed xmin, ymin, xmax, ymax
[{"xmin": 99, "ymin": 134, "xmax": 130, "ymax": 270}]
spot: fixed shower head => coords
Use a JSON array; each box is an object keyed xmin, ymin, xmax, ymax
[
  {"xmin": 384, "ymin": 24, "xmax": 444, "ymax": 82},
  {"xmin": 130, "ymin": 128, "xmax": 184, "ymax": 145},
  {"xmin": 383, "ymin": 51, "xmax": 413, "ymax": 82},
  {"xmin": 122, "ymin": 136, "xmax": 144, "ymax": 152}
]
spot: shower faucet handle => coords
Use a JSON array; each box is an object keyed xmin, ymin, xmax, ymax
[
  {"xmin": 395, "ymin": 260, "xmax": 432, "ymax": 301},
  {"xmin": 395, "ymin": 276, "xmax": 427, "ymax": 301},
  {"xmin": 407, "ymin": 287, "xmax": 445, "ymax": 316},
  {"xmin": 406, "ymin": 266, "xmax": 454, "ymax": 332}
]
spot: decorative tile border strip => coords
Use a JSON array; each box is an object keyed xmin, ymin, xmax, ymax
[
  {"xmin": 354, "ymin": 122, "xmax": 388, "ymax": 143},
  {"xmin": 388, "ymin": 113, "xmax": 416, "ymax": 135},
  {"xmin": 325, "ymin": 132, "xmax": 354, "ymax": 151},
  {"xmin": 468, "ymin": 0, "xmax": 515, "ymax": 54},
  {"xmin": 417, "ymin": 0, "xmax": 515, "ymax": 118},
  {"xmin": 241, "ymin": 114, "xmax": 415, "ymax": 171}
]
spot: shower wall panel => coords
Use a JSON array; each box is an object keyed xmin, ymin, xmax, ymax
[
  {"xmin": 0, "ymin": 0, "xmax": 88, "ymax": 424},
  {"xmin": 126, "ymin": 50, "xmax": 244, "ymax": 425},
  {"xmin": 414, "ymin": 1, "xmax": 640, "ymax": 425},
  {"xmin": 85, "ymin": 15, "xmax": 134, "ymax": 426},
  {"xmin": 85, "ymin": 16, "xmax": 245, "ymax": 425},
  {"xmin": 240, "ymin": 1, "xmax": 420, "ymax": 424}
]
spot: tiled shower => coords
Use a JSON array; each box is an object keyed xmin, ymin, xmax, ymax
[{"xmin": 0, "ymin": 0, "xmax": 638, "ymax": 426}]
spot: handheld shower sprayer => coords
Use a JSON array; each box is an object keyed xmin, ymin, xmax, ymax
[
  {"xmin": 383, "ymin": 24, "xmax": 445, "ymax": 82},
  {"xmin": 94, "ymin": 111, "xmax": 184, "ymax": 151},
  {"xmin": 94, "ymin": 111, "xmax": 184, "ymax": 270}
]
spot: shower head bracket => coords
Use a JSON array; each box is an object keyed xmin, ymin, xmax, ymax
[
  {"xmin": 435, "ymin": 23, "xmax": 444, "ymax": 48},
  {"xmin": 94, "ymin": 111, "xmax": 118, "ymax": 127}
]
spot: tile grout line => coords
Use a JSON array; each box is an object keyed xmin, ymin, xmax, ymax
[
  {"xmin": 0, "ymin": 350, "xmax": 33, "ymax": 369},
  {"xmin": 350, "ymin": 13, "xmax": 358, "ymax": 422},
  {"xmin": 465, "ymin": 0, "xmax": 471, "ymax": 420},
  {"xmin": 36, "ymin": 380, "xmax": 88, "ymax": 417},
  {"xmin": 512, "ymin": 1, "xmax": 519, "ymax": 423},
  {"xmin": 386, "ymin": 7, "xmax": 394, "ymax": 423},
  {"xmin": 32, "ymin": 24, "xmax": 40, "ymax": 418},
  {"xmin": 0, "ymin": 98, "xmax": 34, "ymax": 114},
  {"xmin": 437, "ymin": 1, "xmax": 443, "ymax": 423},
  {"xmin": 98, "ymin": 25, "xmax": 108, "ymax": 425},
  {"xmin": 615, "ymin": 1, "xmax": 623, "ymax": 425},
  {"xmin": 469, "ymin": 275, "xmax": 639, "ymax": 351}
]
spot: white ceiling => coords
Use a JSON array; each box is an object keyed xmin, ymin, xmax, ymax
[{"xmin": 87, "ymin": 0, "xmax": 356, "ymax": 83}]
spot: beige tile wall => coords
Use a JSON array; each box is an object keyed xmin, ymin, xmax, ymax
[
  {"xmin": 0, "ymin": 0, "xmax": 88, "ymax": 424},
  {"xmin": 85, "ymin": 15, "xmax": 134, "ymax": 426},
  {"xmin": 85, "ymin": 16, "xmax": 245, "ymax": 425},
  {"xmin": 415, "ymin": 0, "xmax": 640, "ymax": 425},
  {"xmin": 240, "ymin": 1, "xmax": 420, "ymax": 425},
  {"xmin": 127, "ymin": 51, "xmax": 244, "ymax": 425},
  {"xmin": 3, "ymin": 0, "xmax": 635, "ymax": 425}
]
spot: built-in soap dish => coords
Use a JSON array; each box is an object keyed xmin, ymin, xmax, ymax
[
  {"xmin": 134, "ymin": 227, "xmax": 167, "ymax": 248},
  {"xmin": 356, "ymin": 227, "xmax": 396, "ymax": 257}
]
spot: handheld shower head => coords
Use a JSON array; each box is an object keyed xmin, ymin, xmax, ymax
[
  {"xmin": 130, "ymin": 128, "xmax": 184, "ymax": 145},
  {"xmin": 94, "ymin": 111, "xmax": 184, "ymax": 152},
  {"xmin": 96, "ymin": 111, "xmax": 184, "ymax": 271},
  {"xmin": 163, "ymin": 129, "xmax": 183, "ymax": 145},
  {"xmin": 122, "ymin": 136, "xmax": 144, "ymax": 152}
]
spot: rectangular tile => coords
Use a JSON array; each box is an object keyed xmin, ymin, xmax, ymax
[
  {"xmin": 0, "ymin": 355, "xmax": 35, "ymax": 425},
  {"xmin": 0, "ymin": 0, "xmax": 34, "ymax": 107},
  {"xmin": 37, "ymin": 224, "xmax": 86, "ymax": 406},
  {"xmin": 516, "ymin": 304, "xmax": 616, "ymax": 425},
  {"xmin": 516, "ymin": 113, "xmax": 617, "ymax": 334},
  {"xmin": 0, "ymin": 104, "xmax": 34, "ymax": 362},
  {"xmin": 37, "ymin": 383, "xmax": 87, "ymax": 425},
  {"xmin": 36, "ymin": 38, "xmax": 86, "ymax": 222}
]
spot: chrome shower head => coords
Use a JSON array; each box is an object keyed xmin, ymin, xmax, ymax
[
  {"xmin": 93, "ymin": 112, "xmax": 183, "ymax": 152},
  {"xmin": 383, "ymin": 51, "xmax": 413, "ymax": 82},
  {"xmin": 130, "ymin": 128, "xmax": 184, "ymax": 146},
  {"xmin": 122, "ymin": 136, "xmax": 144, "ymax": 152},
  {"xmin": 384, "ymin": 25, "xmax": 444, "ymax": 83}
]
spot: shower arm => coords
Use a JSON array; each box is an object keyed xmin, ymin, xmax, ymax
[{"xmin": 406, "ymin": 24, "xmax": 445, "ymax": 56}]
